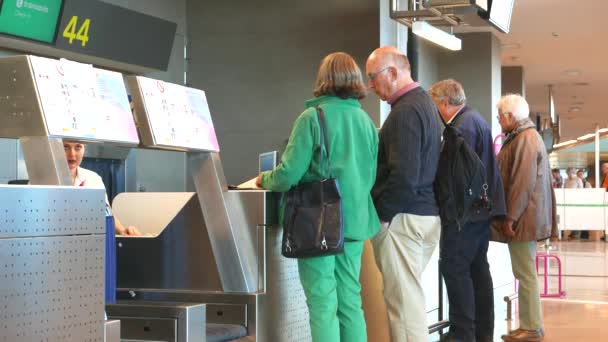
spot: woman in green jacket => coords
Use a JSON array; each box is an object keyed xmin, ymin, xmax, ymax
[{"xmin": 256, "ymin": 52, "xmax": 380, "ymax": 342}]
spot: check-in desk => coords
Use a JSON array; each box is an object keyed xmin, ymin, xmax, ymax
[
  {"xmin": 99, "ymin": 74, "xmax": 314, "ymax": 341},
  {"xmin": 0, "ymin": 55, "xmax": 135, "ymax": 342},
  {"xmin": 110, "ymin": 152, "xmax": 312, "ymax": 341}
]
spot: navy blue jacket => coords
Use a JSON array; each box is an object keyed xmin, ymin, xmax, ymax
[
  {"xmin": 372, "ymin": 86, "xmax": 442, "ymax": 222},
  {"xmin": 451, "ymin": 105, "xmax": 506, "ymax": 222}
]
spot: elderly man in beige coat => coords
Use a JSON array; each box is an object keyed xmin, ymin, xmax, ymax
[{"xmin": 493, "ymin": 94, "xmax": 554, "ymax": 342}]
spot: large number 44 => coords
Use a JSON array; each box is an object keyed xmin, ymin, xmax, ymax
[{"xmin": 63, "ymin": 16, "xmax": 91, "ymax": 47}]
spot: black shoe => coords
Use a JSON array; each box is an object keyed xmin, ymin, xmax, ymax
[
  {"xmin": 476, "ymin": 335, "xmax": 494, "ymax": 342},
  {"xmin": 441, "ymin": 333, "xmax": 474, "ymax": 342}
]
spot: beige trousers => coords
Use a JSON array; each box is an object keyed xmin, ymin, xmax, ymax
[{"xmin": 371, "ymin": 213, "xmax": 441, "ymax": 342}]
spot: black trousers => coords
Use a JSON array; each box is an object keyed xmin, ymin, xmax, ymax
[{"xmin": 440, "ymin": 220, "xmax": 494, "ymax": 342}]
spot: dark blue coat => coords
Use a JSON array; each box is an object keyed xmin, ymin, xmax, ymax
[{"xmin": 451, "ymin": 105, "xmax": 506, "ymax": 222}]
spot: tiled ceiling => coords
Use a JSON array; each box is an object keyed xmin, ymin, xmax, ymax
[{"xmin": 498, "ymin": 0, "xmax": 608, "ymax": 141}]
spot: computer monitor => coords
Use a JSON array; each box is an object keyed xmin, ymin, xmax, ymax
[{"xmin": 259, "ymin": 151, "xmax": 278, "ymax": 173}]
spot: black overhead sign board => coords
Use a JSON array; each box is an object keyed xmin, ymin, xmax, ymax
[
  {"xmin": 0, "ymin": 0, "xmax": 176, "ymax": 72},
  {"xmin": 53, "ymin": 0, "xmax": 177, "ymax": 71}
]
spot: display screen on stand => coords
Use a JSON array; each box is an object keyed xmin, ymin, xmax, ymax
[
  {"xmin": 134, "ymin": 76, "xmax": 220, "ymax": 152},
  {"xmin": 29, "ymin": 55, "xmax": 139, "ymax": 145}
]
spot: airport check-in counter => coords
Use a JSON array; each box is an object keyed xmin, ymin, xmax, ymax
[
  {"xmin": 0, "ymin": 55, "xmax": 126, "ymax": 341},
  {"xmin": 99, "ymin": 75, "xmax": 313, "ymax": 342},
  {"xmin": 110, "ymin": 169, "xmax": 312, "ymax": 341},
  {"xmin": 0, "ymin": 54, "xmax": 311, "ymax": 342}
]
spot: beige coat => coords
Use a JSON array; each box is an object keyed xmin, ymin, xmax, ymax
[{"xmin": 491, "ymin": 119, "xmax": 555, "ymax": 242}]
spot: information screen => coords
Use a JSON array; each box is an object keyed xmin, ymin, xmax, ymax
[
  {"xmin": 0, "ymin": 0, "xmax": 63, "ymax": 43},
  {"xmin": 488, "ymin": 0, "xmax": 515, "ymax": 33},
  {"xmin": 135, "ymin": 76, "xmax": 219, "ymax": 152},
  {"xmin": 29, "ymin": 55, "xmax": 139, "ymax": 144}
]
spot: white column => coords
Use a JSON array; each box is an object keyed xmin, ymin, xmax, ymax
[{"xmin": 595, "ymin": 124, "xmax": 600, "ymax": 188}]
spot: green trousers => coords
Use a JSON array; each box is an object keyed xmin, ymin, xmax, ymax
[
  {"xmin": 509, "ymin": 241, "xmax": 544, "ymax": 330},
  {"xmin": 298, "ymin": 241, "xmax": 367, "ymax": 342}
]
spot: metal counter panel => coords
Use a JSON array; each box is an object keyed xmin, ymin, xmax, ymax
[
  {"xmin": 0, "ymin": 185, "xmax": 106, "ymax": 342},
  {"xmin": 0, "ymin": 185, "xmax": 106, "ymax": 238},
  {"xmin": 257, "ymin": 226, "xmax": 311, "ymax": 341},
  {"xmin": 0, "ymin": 55, "xmax": 47, "ymax": 139},
  {"xmin": 0, "ymin": 235, "xmax": 105, "ymax": 342}
]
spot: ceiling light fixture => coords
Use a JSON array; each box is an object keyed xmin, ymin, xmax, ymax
[
  {"xmin": 412, "ymin": 21, "xmax": 462, "ymax": 51},
  {"xmin": 568, "ymin": 107, "xmax": 581, "ymax": 113},
  {"xmin": 562, "ymin": 69, "xmax": 581, "ymax": 77},
  {"xmin": 577, "ymin": 133, "xmax": 596, "ymax": 141},
  {"xmin": 501, "ymin": 43, "xmax": 521, "ymax": 49},
  {"xmin": 553, "ymin": 140, "xmax": 577, "ymax": 148}
]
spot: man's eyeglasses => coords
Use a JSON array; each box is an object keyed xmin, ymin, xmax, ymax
[
  {"xmin": 496, "ymin": 112, "xmax": 510, "ymax": 120},
  {"xmin": 367, "ymin": 67, "xmax": 390, "ymax": 82}
]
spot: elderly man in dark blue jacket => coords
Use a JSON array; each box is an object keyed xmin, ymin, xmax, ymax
[{"xmin": 430, "ymin": 79, "xmax": 507, "ymax": 342}]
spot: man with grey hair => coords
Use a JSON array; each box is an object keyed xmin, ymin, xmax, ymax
[
  {"xmin": 494, "ymin": 94, "xmax": 554, "ymax": 342},
  {"xmin": 429, "ymin": 79, "xmax": 506, "ymax": 342},
  {"xmin": 564, "ymin": 167, "xmax": 583, "ymax": 188},
  {"xmin": 366, "ymin": 46, "xmax": 442, "ymax": 342}
]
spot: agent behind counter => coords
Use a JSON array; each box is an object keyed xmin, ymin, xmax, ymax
[{"xmin": 64, "ymin": 140, "xmax": 141, "ymax": 236}]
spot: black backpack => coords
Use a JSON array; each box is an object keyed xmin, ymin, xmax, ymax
[{"xmin": 434, "ymin": 117, "xmax": 489, "ymax": 229}]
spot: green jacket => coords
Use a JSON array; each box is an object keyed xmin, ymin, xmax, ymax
[{"xmin": 261, "ymin": 95, "xmax": 380, "ymax": 240}]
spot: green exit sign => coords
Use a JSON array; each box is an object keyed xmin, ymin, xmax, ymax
[{"xmin": 0, "ymin": 0, "xmax": 64, "ymax": 43}]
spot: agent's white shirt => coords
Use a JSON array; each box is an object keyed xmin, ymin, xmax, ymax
[{"xmin": 73, "ymin": 166, "xmax": 110, "ymax": 205}]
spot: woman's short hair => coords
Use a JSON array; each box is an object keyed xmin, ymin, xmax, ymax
[
  {"xmin": 429, "ymin": 79, "xmax": 466, "ymax": 106},
  {"xmin": 496, "ymin": 94, "xmax": 530, "ymax": 121},
  {"xmin": 313, "ymin": 52, "xmax": 366, "ymax": 100}
]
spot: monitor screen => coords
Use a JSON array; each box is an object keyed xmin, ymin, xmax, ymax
[
  {"xmin": 29, "ymin": 56, "xmax": 140, "ymax": 144},
  {"xmin": 134, "ymin": 76, "xmax": 220, "ymax": 152},
  {"xmin": 259, "ymin": 151, "xmax": 277, "ymax": 173},
  {"xmin": 474, "ymin": 0, "xmax": 488, "ymax": 11},
  {"xmin": 0, "ymin": 0, "xmax": 63, "ymax": 43},
  {"xmin": 488, "ymin": 0, "xmax": 515, "ymax": 33}
]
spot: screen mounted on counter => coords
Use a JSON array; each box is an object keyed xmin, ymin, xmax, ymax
[
  {"xmin": 135, "ymin": 76, "xmax": 220, "ymax": 152},
  {"xmin": 29, "ymin": 55, "xmax": 139, "ymax": 144}
]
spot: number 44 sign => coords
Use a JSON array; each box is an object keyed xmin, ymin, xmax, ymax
[{"xmin": 62, "ymin": 16, "xmax": 91, "ymax": 47}]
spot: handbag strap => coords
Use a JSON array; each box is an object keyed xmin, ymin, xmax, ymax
[{"xmin": 315, "ymin": 106, "xmax": 333, "ymax": 178}]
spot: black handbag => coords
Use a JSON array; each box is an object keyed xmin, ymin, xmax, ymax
[{"xmin": 281, "ymin": 106, "xmax": 344, "ymax": 258}]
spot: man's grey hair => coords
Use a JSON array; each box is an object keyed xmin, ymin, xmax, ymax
[
  {"xmin": 429, "ymin": 79, "xmax": 466, "ymax": 106},
  {"xmin": 497, "ymin": 94, "xmax": 530, "ymax": 121}
]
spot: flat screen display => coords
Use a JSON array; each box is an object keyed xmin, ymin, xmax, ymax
[
  {"xmin": 29, "ymin": 55, "xmax": 139, "ymax": 144},
  {"xmin": 0, "ymin": 0, "xmax": 63, "ymax": 43},
  {"xmin": 488, "ymin": 0, "xmax": 515, "ymax": 33},
  {"xmin": 259, "ymin": 151, "xmax": 277, "ymax": 173},
  {"xmin": 135, "ymin": 76, "xmax": 220, "ymax": 152}
]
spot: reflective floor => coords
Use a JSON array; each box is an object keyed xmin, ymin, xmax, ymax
[{"xmin": 494, "ymin": 241, "xmax": 608, "ymax": 342}]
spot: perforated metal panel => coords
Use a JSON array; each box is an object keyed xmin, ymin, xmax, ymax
[
  {"xmin": 0, "ymin": 186, "xmax": 105, "ymax": 238},
  {"xmin": 0, "ymin": 185, "xmax": 106, "ymax": 342},
  {"xmin": 259, "ymin": 227, "xmax": 311, "ymax": 341}
]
